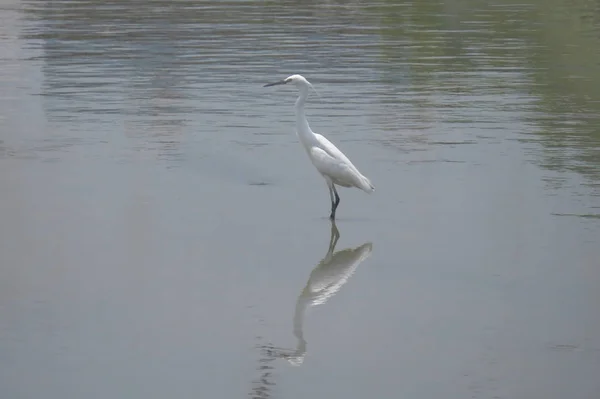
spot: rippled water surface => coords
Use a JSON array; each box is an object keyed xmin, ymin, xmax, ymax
[{"xmin": 2, "ymin": 1, "xmax": 600, "ymax": 398}]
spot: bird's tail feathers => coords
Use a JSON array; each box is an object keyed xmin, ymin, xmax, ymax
[{"xmin": 358, "ymin": 175, "xmax": 375, "ymax": 193}]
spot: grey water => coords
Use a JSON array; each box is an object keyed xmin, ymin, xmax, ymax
[{"xmin": 1, "ymin": 0, "xmax": 599, "ymax": 398}]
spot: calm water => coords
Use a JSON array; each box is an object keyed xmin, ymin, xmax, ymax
[{"xmin": 1, "ymin": 0, "xmax": 600, "ymax": 398}]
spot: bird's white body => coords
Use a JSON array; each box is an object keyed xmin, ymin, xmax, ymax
[
  {"xmin": 295, "ymin": 105, "xmax": 374, "ymax": 192},
  {"xmin": 265, "ymin": 74, "xmax": 374, "ymax": 219}
]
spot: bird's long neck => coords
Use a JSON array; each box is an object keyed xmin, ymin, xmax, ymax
[{"xmin": 294, "ymin": 86, "xmax": 316, "ymax": 146}]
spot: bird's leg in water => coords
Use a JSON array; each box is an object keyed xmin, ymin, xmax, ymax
[
  {"xmin": 329, "ymin": 185, "xmax": 340, "ymax": 220},
  {"xmin": 328, "ymin": 220, "xmax": 340, "ymax": 253}
]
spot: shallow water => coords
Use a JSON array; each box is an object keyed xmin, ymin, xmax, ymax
[{"xmin": 1, "ymin": 1, "xmax": 599, "ymax": 398}]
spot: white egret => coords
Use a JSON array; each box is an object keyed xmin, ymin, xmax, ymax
[{"xmin": 264, "ymin": 74, "xmax": 374, "ymax": 220}]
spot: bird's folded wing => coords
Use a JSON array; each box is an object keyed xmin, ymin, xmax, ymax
[
  {"xmin": 314, "ymin": 134, "xmax": 354, "ymax": 164},
  {"xmin": 309, "ymin": 147, "xmax": 355, "ymax": 185}
]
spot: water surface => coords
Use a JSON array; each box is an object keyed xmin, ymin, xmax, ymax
[{"xmin": 1, "ymin": 1, "xmax": 599, "ymax": 398}]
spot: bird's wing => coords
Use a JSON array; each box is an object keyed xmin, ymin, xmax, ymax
[
  {"xmin": 309, "ymin": 147, "xmax": 362, "ymax": 188},
  {"xmin": 314, "ymin": 134, "xmax": 357, "ymax": 170},
  {"xmin": 313, "ymin": 134, "xmax": 375, "ymax": 192}
]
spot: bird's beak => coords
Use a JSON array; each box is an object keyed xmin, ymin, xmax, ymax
[{"xmin": 263, "ymin": 79, "xmax": 287, "ymax": 87}]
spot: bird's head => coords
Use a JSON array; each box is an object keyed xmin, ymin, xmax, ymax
[{"xmin": 264, "ymin": 74, "xmax": 311, "ymax": 89}]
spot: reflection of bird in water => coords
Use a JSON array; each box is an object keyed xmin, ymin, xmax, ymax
[{"xmin": 265, "ymin": 221, "xmax": 373, "ymax": 366}]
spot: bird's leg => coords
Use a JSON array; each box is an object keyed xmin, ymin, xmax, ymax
[
  {"xmin": 327, "ymin": 183, "xmax": 336, "ymax": 219},
  {"xmin": 329, "ymin": 185, "xmax": 340, "ymax": 220}
]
